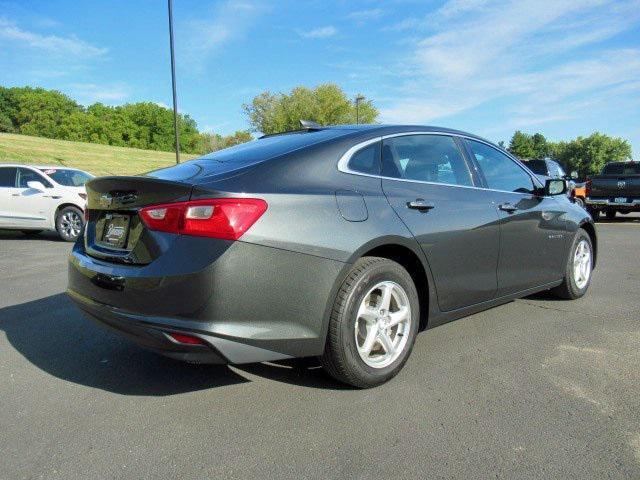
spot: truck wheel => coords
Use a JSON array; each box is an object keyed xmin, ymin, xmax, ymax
[
  {"xmin": 605, "ymin": 210, "xmax": 616, "ymax": 220},
  {"xmin": 587, "ymin": 207, "xmax": 599, "ymax": 221}
]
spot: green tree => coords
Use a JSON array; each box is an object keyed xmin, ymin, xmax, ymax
[
  {"xmin": 508, "ymin": 131, "xmax": 535, "ymax": 158},
  {"xmin": 243, "ymin": 84, "xmax": 378, "ymax": 134},
  {"xmin": 554, "ymin": 132, "xmax": 632, "ymax": 177}
]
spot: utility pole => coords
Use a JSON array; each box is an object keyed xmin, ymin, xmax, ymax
[
  {"xmin": 168, "ymin": 0, "xmax": 180, "ymax": 164},
  {"xmin": 355, "ymin": 95, "xmax": 365, "ymax": 124}
]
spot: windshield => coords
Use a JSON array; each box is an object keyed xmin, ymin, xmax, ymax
[
  {"xmin": 40, "ymin": 168, "xmax": 93, "ymax": 186},
  {"xmin": 602, "ymin": 163, "xmax": 640, "ymax": 175},
  {"xmin": 523, "ymin": 160, "xmax": 548, "ymax": 175}
]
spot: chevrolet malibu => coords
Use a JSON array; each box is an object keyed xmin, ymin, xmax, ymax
[{"xmin": 67, "ymin": 125, "xmax": 597, "ymax": 388}]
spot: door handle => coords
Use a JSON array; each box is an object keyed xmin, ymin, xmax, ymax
[
  {"xmin": 11, "ymin": 193, "xmax": 20, "ymax": 197},
  {"xmin": 407, "ymin": 199, "xmax": 435, "ymax": 211},
  {"xmin": 499, "ymin": 203, "xmax": 518, "ymax": 213}
]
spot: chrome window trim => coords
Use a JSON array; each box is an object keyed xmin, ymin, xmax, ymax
[{"xmin": 337, "ymin": 131, "xmax": 544, "ymax": 196}]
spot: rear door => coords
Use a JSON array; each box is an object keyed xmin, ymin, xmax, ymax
[
  {"xmin": 464, "ymin": 139, "xmax": 567, "ymax": 295},
  {"xmin": 0, "ymin": 167, "xmax": 18, "ymax": 227},
  {"xmin": 380, "ymin": 133, "xmax": 500, "ymax": 312}
]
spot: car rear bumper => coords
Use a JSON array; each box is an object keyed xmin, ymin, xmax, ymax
[
  {"xmin": 67, "ymin": 236, "xmax": 346, "ymax": 364},
  {"xmin": 585, "ymin": 198, "xmax": 640, "ymax": 209}
]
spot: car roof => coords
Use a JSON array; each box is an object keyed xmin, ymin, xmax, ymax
[
  {"xmin": 262, "ymin": 124, "xmax": 499, "ymax": 147},
  {"xmin": 0, "ymin": 164, "xmax": 82, "ymax": 171}
]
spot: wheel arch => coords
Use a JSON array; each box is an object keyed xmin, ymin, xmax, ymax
[
  {"xmin": 55, "ymin": 202, "xmax": 84, "ymax": 219},
  {"xmin": 345, "ymin": 236, "xmax": 435, "ymax": 332},
  {"xmin": 579, "ymin": 220, "xmax": 597, "ymax": 269}
]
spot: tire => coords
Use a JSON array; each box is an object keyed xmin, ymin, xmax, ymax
[
  {"xmin": 605, "ymin": 210, "xmax": 616, "ymax": 220},
  {"xmin": 586, "ymin": 207, "xmax": 599, "ymax": 221},
  {"xmin": 321, "ymin": 257, "xmax": 420, "ymax": 388},
  {"xmin": 573, "ymin": 197, "xmax": 584, "ymax": 208},
  {"xmin": 21, "ymin": 230, "xmax": 43, "ymax": 236},
  {"xmin": 55, "ymin": 206, "xmax": 84, "ymax": 242},
  {"xmin": 551, "ymin": 229, "xmax": 593, "ymax": 300}
]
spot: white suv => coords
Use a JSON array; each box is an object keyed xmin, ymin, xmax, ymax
[{"xmin": 0, "ymin": 164, "xmax": 93, "ymax": 241}]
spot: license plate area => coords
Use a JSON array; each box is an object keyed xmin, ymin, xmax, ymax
[
  {"xmin": 100, "ymin": 213, "xmax": 131, "ymax": 249},
  {"xmin": 614, "ymin": 197, "xmax": 628, "ymax": 204}
]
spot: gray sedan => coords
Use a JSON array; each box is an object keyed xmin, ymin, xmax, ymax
[{"xmin": 67, "ymin": 125, "xmax": 596, "ymax": 387}]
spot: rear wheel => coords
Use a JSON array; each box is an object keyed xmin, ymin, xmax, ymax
[
  {"xmin": 56, "ymin": 206, "xmax": 84, "ymax": 242},
  {"xmin": 551, "ymin": 229, "xmax": 593, "ymax": 300},
  {"xmin": 587, "ymin": 207, "xmax": 599, "ymax": 221},
  {"xmin": 573, "ymin": 197, "xmax": 584, "ymax": 208},
  {"xmin": 605, "ymin": 210, "xmax": 616, "ymax": 220},
  {"xmin": 321, "ymin": 257, "xmax": 420, "ymax": 388}
]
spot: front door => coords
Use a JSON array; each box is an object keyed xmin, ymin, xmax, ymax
[
  {"xmin": 464, "ymin": 139, "xmax": 567, "ymax": 296},
  {"xmin": 10, "ymin": 168, "xmax": 53, "ymax": 228},
  {"xmin": 381, "ymin": 134, "xmax": 500, "ymax": 312}
]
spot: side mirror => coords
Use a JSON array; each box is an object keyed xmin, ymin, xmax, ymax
[
  {"xmin": 545, "ymin": 178, "xmax": 567, "ymax": 196},
  {"xmin": 570, "ymin": 171, "xmax": 578, "ymax": 179},
  {"xmin": 27, "ymin": 181, "xmax": 46, "ymax": 191}
]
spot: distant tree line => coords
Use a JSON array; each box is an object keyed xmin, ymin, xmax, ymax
[
  {"xmin": 1, "ymin": 85, "xmax": 631, "ymax": 176},
  {"xmin": 0, "ymin": 86, "xmax": 251, "ymax": 155},
  {"xmin": 507, "ymin": 130, "xmax": 632, "ymax": 178}
]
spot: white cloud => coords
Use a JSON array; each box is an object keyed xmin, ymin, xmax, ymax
[
  {"xmin": 346, "ymin": 9, "xmax": 384, "ymax": 23},
  {"xmin": 300, "ymin": 26, "xmax": 337, "ymax": 39},
  {"xmin": 180, "ymin": 1, "xmax": 264, "ymax": 70},
  {"xmin": 0, "ymin": 17, "xmax": 106, "ymax": 58},
  {"xmin": 380, "ymin": 0, "xmax": 640, "ymax": 129},
  {"xmin": 68, "ymin": 83, "xmax": 130, "ymax": 104}
]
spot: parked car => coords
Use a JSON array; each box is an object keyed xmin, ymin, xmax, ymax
[
  {"xmin": 585, "ymin": 161, "xmax": 640, "ymax": 220},
  {"xmin": 67, "ymin": 125, "xmax": 596, "ymax": 388},
  {"xmin": 521, "ymin": 158, "xmax": 568, "ymax": 181},
  {"xmin": 571, "ymin": 182, "xmax": 587, "ymax": 208},
  {"xmin": 0, "ymin": 164, "xmax": 92, "ymax": 241}
]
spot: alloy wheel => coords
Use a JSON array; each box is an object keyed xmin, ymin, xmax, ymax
[
  {"xmin": 61, "ymin": 211, "xmax": 82, "ymax": 239},
  {"xmin": 354, "ymin": 281, "xmax": 411, "ymax": 369},
  {"xmin": 573, "ymin": 239, "xmax": 591, "ymax": 289}
]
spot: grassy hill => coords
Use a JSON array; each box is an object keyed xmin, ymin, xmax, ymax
[{"xmin": 0, "ymin": 133, "xmax": 197, "ymax": 177}]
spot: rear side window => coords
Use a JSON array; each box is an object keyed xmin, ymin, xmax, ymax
[
  {"xmin": 603, "ymin": 163, "xmax": 640, "ymax": 175},
  {"xmin": 0, "ymin": 167, "xmax": 17, "ymax": 187},
  {"xmin": 382, "ymin": 135, "xmax": 473, "ymax": 186},
  {"xmin": 467, "ymin": 140, "xmax": 535, "ymax": 194},
  {"xmin": 347, "ymin": 142, "xmax": 381, "ymax": 175}
]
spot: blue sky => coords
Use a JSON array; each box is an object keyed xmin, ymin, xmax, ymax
[{"xmin": 1, "ymin": 0, "xmax": 639, "ymax": 156}]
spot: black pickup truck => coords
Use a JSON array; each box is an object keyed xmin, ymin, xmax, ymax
[{"xmin": 586, "ymin": 161, "xmax": 640, "ymax": 219}]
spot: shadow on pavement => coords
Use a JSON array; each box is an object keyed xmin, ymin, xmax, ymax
[
  {"xmin": 0, "ymin": 293, "xmax": 347, "ymax": 393},
  {"xmin": 0, "ymin": 229, "xmax": 62, "ymax": 241},
  {"xmin": 0, "ymin": 293, "xmax": 248, "ymax": 395}
]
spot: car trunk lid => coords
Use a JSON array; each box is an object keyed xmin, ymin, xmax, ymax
[{"xmin": 84, "ymin": 176, "xmax": 195, "ymax": 264}]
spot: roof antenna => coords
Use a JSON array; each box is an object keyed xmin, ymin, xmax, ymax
[{"xmin": 299, "ymin": 119, "xmax": 322, "ymax": 130}]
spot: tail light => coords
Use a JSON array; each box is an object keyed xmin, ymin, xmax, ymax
[
  {"xmin": 139, "ymin": 198, "xmax": 267, "ymax": 240},
  {"xmin": 167, "ymin": 332, "xmax": 206, "ymax": 345},
  {"xmin": 585, "ymin": 179, "xmax": 592, "ymax": 196}
]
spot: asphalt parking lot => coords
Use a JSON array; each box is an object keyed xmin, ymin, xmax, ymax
[{"xmin": 1, "ymin": 215, "xmax": 639, "ymax": 479}]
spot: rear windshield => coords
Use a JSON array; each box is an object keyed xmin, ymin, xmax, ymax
[
  {"xmin": 40, "ymin": 168, "xmax": 93, "ymax": 186},
  {"xmin": 602, "ymin": 163, "xmax": 640, "ymax": 175},
  {"xmin": 200, "ymin": 129, "xmax": 354, "ymax": 163},
  {"xmin": 523, "ymin": 160, "xmax": 547, "ymax": 175}
]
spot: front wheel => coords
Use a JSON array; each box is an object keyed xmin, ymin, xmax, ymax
[
  {"xmin": 321, "ymin": 257, "xmax": 420, "ymax": 388},
  {"xmin": 56, "ymin": 206, "xmax": 84, "ymax": 242},
  {"xmin": 551, "ymin": 229, "xmax": 593, "ymax": 300},
  {"xmin": 573, "ymin": 197, "xmax": 585, "ymax": 208}
]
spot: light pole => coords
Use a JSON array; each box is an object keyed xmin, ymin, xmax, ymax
[
  {"xmin": 168, "ymin": 0, "xmax": 180, "ymax": 164},
  {"xmin": 355, "ymin": 95, "xmax": 365, "ymax": 124}
]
